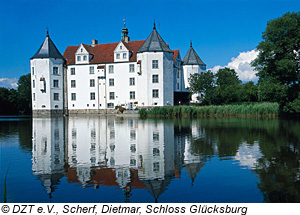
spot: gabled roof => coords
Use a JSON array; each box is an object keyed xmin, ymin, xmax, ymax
[
  {"xmin": 182, "ymin": 42, "xmax": 206, "ymax": 66},
  {"xmin": 31, "ymin": 31, "xmax": 64, "ymax": 60},
  {"xmin": 63, "ymin": 40, "xmax": 146, "ymax": 65},
  {"xmin": 137, "ymin": 24, "xmax": 173, "ymax": 53}
]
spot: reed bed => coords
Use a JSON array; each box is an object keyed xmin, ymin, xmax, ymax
[{"xmin": 139, "ymin": 102, "xmax": 279, "ymax": 117}]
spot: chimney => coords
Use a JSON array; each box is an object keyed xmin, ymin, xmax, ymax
[{"xmin": 91, "ymin": 39, "xmax": 98, "ymax": 47}]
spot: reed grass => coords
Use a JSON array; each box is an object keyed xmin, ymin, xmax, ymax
[
  {"xmin": 4, "ymin": 166, "xmax": 9, "ymax": 203},
  {"xmin": 139, "ymin": 102, "xmax": 279, "ymax": 117}
]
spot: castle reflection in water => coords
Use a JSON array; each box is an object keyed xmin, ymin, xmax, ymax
[
  {"xmin": 32, "ymin": 116, "xmax": 261, "ymax": 201},
  {"xmin": 32, "ymin": 116, "xmax": 211, "ymax": 202}
]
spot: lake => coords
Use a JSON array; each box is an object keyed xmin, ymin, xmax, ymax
[{"xmin": 1, "ymin": 116, "xmax": 300, "ymax": 203}]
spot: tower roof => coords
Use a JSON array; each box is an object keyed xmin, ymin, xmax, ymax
[
  {"xmin": 182, "ymin": 42, "xmax": 206, "ymax": 66},
  {"xmin": 137, "ymin": 23, "xmax": 173, "ymax": 53},
  {"xmin": 31, "ymin": 31, "xmax": 65, "ymax": 60}
]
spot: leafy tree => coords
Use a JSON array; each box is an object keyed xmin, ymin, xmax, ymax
[
  {"xmin": 0, "ymin": 87, "xmax": 19, "ymax": 115},
  {"xmin": 17, "ymin": 73, "xmax": 31, "ymax": 114},
  {"xmin": 239, "ymin": 81, "xmax": 258, "ymax": 102},
  {"xmin": 257, "ymin": 77, "xmax": 288, "ymax": 102},
  {"xmin": 252, "ymin": 12, "xmax": 300, "ymax": 113},
  {"xmin": 215, "ymin": 68, "xmax": 241, "ymax": 104},
  {"xmin": 188, "ymin": 70, "xmax": 216, "ymax": 105}
]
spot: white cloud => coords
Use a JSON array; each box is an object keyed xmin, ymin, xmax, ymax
[
  {"xmin": 209, "ymin": 49, "xmax": 259, "ymax": 82},
  {"xmin": 0, "ymin": 78, "xmax": 18, "ymax": 88},
  {"xmin": 233, "ymin": 141, "xmax": 262, "ymax": 169}
]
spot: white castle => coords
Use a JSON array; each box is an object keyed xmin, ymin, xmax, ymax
[{"xmin": 30, "ymin": 23, "xmax": 206, "ymax": 115}]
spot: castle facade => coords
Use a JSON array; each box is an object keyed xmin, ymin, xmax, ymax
[{"xmin": 30, "ymin": 23, "xmax": 206, "ymax": 115}]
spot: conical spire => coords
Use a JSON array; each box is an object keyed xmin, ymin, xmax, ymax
[
  {"xmin": 31, "ymin": 31, "xmax": 64, "ymax": 59},
  {"xmin": 183, "ymin": 42, "xmax": 206, "ymax": 66},
  {"xmin": 137, "ymin": 24, "xmax": 172, "ymax": 53}
]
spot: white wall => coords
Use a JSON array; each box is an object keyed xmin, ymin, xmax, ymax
[
  {"xmin": 31, "ymin": 58, "xmax": 64, "ymax": 110},
  {"xmin": 137, "ymin": 52, "xmax": 174, "ymax": 106}
]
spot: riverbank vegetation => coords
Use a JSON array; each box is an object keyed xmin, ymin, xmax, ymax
[
  {"xmin": 139, "ymin": 102, "xmax": 279, "ymax": 117},
  {"xmin": 0, "ymin": 74, "xmax": 31, "ymax": 115}
]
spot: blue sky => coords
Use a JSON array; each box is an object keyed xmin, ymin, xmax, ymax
[{"xmin": 0, "ymin": 0, "xmax": 299, "ymax": 87}]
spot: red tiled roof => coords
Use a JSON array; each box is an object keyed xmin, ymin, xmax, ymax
[
  {"xmin": 63, "ymin": 40, "xmax": 146, "ymax": 65},
  {"xmin": 65, "ymin": 167, "xmax": 146, "ymax": 189},
  {"xmin": 173, "ymin": 49, "xmax": 179, "ymax": 63}
]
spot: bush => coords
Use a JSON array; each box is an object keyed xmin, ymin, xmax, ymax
[{"xmin": 139, "ymin": 108, "xmax": 147, "ymax": 116}]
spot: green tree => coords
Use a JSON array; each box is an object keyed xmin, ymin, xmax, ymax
[
  {"xmin": 238, "ymin": 81, "xmax": 258, "ymax": 102},
  {"xmin": 188, "ymin": 70, "xmax": 216, "ymax": 105},
  {"xmin": 17, "ymin": 73, "xmax": 31, "ymax": 114},
  {"xmin": 215, "ymin": 68, "xmax": 241, "ymax": 104},
  {"xmin": 252, "ymin": 12, "xmax": 300, "ymax": 113},
  {"xmin": 257, "ymin": 77, "xmax": 288, "ymax": 102}
]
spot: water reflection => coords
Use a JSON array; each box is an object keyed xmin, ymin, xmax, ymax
[{"xmin": 31, "ymin": 116, "xmax": 300, "ymax": 202}]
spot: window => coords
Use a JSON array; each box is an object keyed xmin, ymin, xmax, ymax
[
  {"xmin": 71, "ymin": 80, "xmax": 76, "ymax": 88},
  {"xmin": 130, "ymin": 91, "xmax": 135, "ymax": 99},
  {"xmin": 33, "ymin": 93, "xmax": 35, "ymax": 101},
  {"xmin": 130, "ymin": 159, "xmax": 136, "ymax": 166},
  {"xmin": 129, "ymin": 77, "xmax": 135, "ymax": 86},
  {"xmin": 153, "ymin": 89, "xmax": 159, "ymax": 98},
  {"xmin": 129, "ymin": 64, "xmax": 134, "ymax": 72},
  {"xmin": 77, "ymin": 56, "xmax": 81, "ymax": 61},
  {"xmin": 120, "ymin": 46, "xmax": 122, "ymax": 50},
  {"xmin": 107, "ymin": 103, "xmax": 114, "ymax": 108},
  {"xmin": 90, "ymin": 92, "xmax": 95, "ymax": 100},
  {"xmin": 71, "ymin": 93, "xmax": 76, "ymax": 101},
  {"xmin": 90, "ymin": 79, "xmax": 95, "ymax": 87},
  {"xmin": 32, "ymin": 80, "xmax": 35, "ymax": 88},
  {"xmin": 152, "ymin": 60, "xmax": 158, "ymax": 69},
  {"xmin": 90, "ymin": 66, "xmax": 94, "ymax": 74},
  {"xmin": 123, "ymin": 53, "xmax": 127, "ymax": 59},
  {"xmin": 71, "ymin": 68, "xmax": 75, "ymax": 75},
  {"xmin": 109, "ymin": 65, "xmax": 114, "ymax": 73},
  {"xmin": 53, "ymin": 67, "xmax": 58, "ymax": 75},
  {"xmin": 109, "ymin": 78, "xmax": 114, "ymax": 86},
  {"xmin": 83, "ymin": 55, "xmax": 87, "ymax": 61},
  {"xmin": 130, "ymin": 130, "xmax": 136, "ymax": 140},
  {"xmin": 54, "ymin": 93, "xmax": 59, "ymax": 101},
  {"xmin": 130, "ymin": 144, "xmax": 136, "ymax": 152},
  {"xmin": 177, "ymin": 82, "xmax": 179, "ymax": 90},
  {"xmin": 116, "ymin": 54, "xmax": 120, "ymax": 59},
  {"xmin": 152, "ymin": 74, "xmax": 159, "ymax": 83},
  {"xmin": 153, "ymin": 148, "xmax": 160, "ymax": 156},
  {"xmin": 53, "ymin": 80, "xmax": 59, "ymax": 88},
  {"xmin": 109, "ymin": 92, "xmax": 115, "ymax": 100},
  {"xmin": 153, "ymin": 132, "xmax": 159, "ymax": 141},
  {"xmin": 32, "ymin": 67, "xmax": 34, "ymax": 75},
  {"xmin": 153, "ymin": 162, "xmax": 160, "ymax": 172}
]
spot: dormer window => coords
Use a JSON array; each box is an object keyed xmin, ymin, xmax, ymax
[
  {"xmin": 77, "ymin": 56, "xmax": 81, "ymax": 61},
  {"xmin": 81, "ymin": 48, "xmax": 83, "ymax": 52},
  {"xmin": 120, "ymin": 46, "xmax": 122, "ymax": 50},
  {"xmin": 116, "ymin": 54, "xmax": 120, "ymax": 59},
  {"xmin": 123, "ymin": 53, "xmax": 127, "ymax": 59},
  {"xmin": 83, "ymin": 55, "xmax": 87, "ymax": 61}
]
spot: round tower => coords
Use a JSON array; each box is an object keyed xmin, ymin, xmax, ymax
[
  {"xmin": 30, "ymin": 31, "xmax": 65, "ymax": 116},
  {"xmin": 136, "ymin": 23, "xmax": 174, "ymax": 106},
  {"xmin": 182, "ymin": 42, "xmax": 206, "ymax": 103}
]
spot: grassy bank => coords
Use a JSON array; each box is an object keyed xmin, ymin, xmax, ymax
[{"xmin": 139, "ymin": 102, "xmax": 279, "ymax": 117}]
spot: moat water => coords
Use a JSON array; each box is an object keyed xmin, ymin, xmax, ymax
[{"xmin": 1, "ymin": 116, "xmax": 300, "ymax": 203}]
